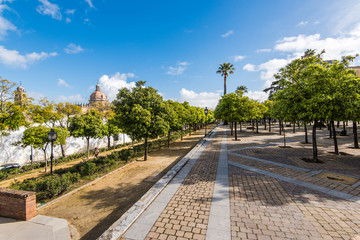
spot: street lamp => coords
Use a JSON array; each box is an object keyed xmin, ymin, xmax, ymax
[
  {"xmin": 47, "ymin": 128, "xmax": 57, "ymax": 174},
  {"xmin": 204, "ymin": 107, "xmax": 208, "ymax": 136}
]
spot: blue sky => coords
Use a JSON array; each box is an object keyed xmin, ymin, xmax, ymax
[{"xmin": 2, "ymin": 0, "xmax": 360, "ymax": 108}]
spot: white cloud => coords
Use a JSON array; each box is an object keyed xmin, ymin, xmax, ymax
[
  {"xmin": 56, "ymin": 94, "xmax": 84, "ymax": 103},
  {"xmin": 258, "ymin": 58, "xmax": 291, "ymax": 81},
  {"xmin": 243, "ymin": 63, "xmax": 256, "ymax": 72},
  {"xmin": 244, "ymin": 91, "xmax": 268, "ymax": 102},
  {"xmin": 0, "ymin": 4, "xmax": 16, "ymax": 39},
  {"xmin": 296, "ymin": 21, "xmax": 308, "ymax": 27},
  {"xmin": 98, "ymin": 72, "xmax": 136, "ymax": 101},
  {"xmin": 65, "ymin": 17, "xmax": 71, "ymax": 23},
  {"xmin": 36, "ymin": 0, "xmax": 62, "ymax": 21},
  {"xmin": 248, "ymin": 23, "xmax": 360, "ymax": 89},
  {"xmin": 65, "ymin": 9, "xmax": 75, "ymax": 14},
  {"xmin": 85, "ymin": 0, "xmax": 94, "ymax": 8},
  {"xmin": 27, "ymin": 91, "xmax": 45, "ymax": 103},
  {"xmin": 274, "ymin": 25, "xmax": 360, "ymax": 60},
  {"xmin": 0, "ymin": 45, "xmax": 57, "ymax": 68},
  {"xmin": 233, "ymin": 55, "xmax": 245, "ymax": 62},
  {"xmin": 179, "ymin": 88, "xmax": 221, "ymax": 109},
  {"xmin": 167, "ymin": 61, "xmax": 189, "ymax": 75},
  {"xmin": 57, "ymin": 78, "xmax": 70, "ymax": 87},
  {"xmin": 221, "ymin": 30, "xmax": 234, "ymax": 38},
  {"xmin": 255, "ymin": 48, "xmax": 271, "ymax": 53},
  {"xmin": 64, "ymin": 43, "xmax": 83, "ymax": 54}
]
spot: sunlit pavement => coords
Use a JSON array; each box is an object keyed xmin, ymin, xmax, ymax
[{"xmin": 119, "ymin": 125, "xmax": 360, "ymax": 240}]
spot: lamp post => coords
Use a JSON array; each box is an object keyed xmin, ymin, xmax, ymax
[
  {"xmin": 204, "ymin": 107, "xmax": 208, "ymax": 136},
  {"xmin": 47, "ymin": 128, "xmax": 57, "ymax": 174}
]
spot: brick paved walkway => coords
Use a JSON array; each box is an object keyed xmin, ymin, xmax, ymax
[{"xmin": 119, "ymin": 125, "xmax": 360, "ymax": 240}]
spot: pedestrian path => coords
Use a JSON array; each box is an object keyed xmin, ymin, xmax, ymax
[{"xmin": 108, "ymin": 125, "xmax": 360, "ymax": 240}]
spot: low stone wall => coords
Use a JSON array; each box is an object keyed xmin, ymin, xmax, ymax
[{"xmin": 0, "ymin": 187, "xmax": 37, "ymax": 221}]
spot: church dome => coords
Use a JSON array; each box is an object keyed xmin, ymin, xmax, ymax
[{"xmin": 89, "ymin": 83, "xmax": 108, "ymax": 105}]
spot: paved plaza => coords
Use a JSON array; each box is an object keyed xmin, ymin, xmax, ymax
[{"xmin": 105, "ymin": 124, "xmax": 360, "ymax": 240}]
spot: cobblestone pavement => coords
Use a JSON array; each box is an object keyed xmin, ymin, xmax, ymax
[{"xmin": 120, "ymin": 125, "xmax": 360, "ymax": 240}]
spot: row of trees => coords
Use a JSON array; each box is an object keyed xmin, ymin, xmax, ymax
[
  {"xmin": 269, "ymin": 50, "xmax": 360, "ymax": 161},
  {"xmin": 214, "ymin": 89, "xmax": 268, "ymax": 141},
  {"xmin": 215, "ymin": 50, "xmax": 360, "ymax": 162},
  {"xmin": 1, "ymin": 78, "xmax": 214, "ymax": 170},
  {"xmin": 113, "ymin": 81, "xmax": 214, "ymax": 160}
]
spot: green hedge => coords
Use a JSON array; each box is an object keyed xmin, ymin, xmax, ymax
[{"xmin": 9, "ymin": 129, "xmax": 187, "ymax": 202}]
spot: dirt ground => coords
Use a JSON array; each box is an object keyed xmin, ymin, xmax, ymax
[{"xmin": 38, "ymin": 125, "xmax": 217, "ymax": 240}]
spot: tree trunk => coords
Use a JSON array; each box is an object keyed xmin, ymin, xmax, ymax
[
  {"xmin": 331, "ymin": 120, "xmax": 339, "ymax": 154},
  {"xmin": 181, "ymin": 128, "xmax": 183, "ymax": 141},
  {"xmin": 312, "ymin": 120, "xmax": 318, "ymax": 163},
  {"xmin": 343, "ymin": 121, "xmax": 346, "ymax": 132},
  {"xmin": 354, "ymin": 121, "xmax": 359, "ymax": 148},
  {"xmin": 224, "ymin": 75, "xmax": 227, "ymax": 95},
  {"xmin": 264, "ymin": 118, "xmax": 267, "ymax": 130},
  {"xmin": 189, "ymin": 124, "xmax": 191, "ymax": 136},
  {"xmin": 329, "ymin": 122, "xmax": 332, "ymax": 139},
  {"xmin": 269, "ymin": 118, "xmax": 271, "ymax": 132},
  {"xmin": 234, "ymin": 122, "xmax": 237, "ymax": 140},
  {"xmin": 293, "ymin": 124, "xmax": 295, "ymax": 133},
  {"xmin": 252, "ymin": 120, "xmax": 255, "ymax": 131},
  {"xmin": 60, "ymin": 144, "xmax": 66, "ymax": 158},
  {"xmin": 337, "ymin": 121, "xmax": 340, "ymax": 128},
  {"xmin": 168, "ymin": 131, "xmax": 170, "ymax": 148},
  {"xmin": 240, "ymin": 122, "xmax": 242, "ymax": 132},
  {"xmin": 256, "ymin": 120, "xmax": 259, "ymax": 133},
  {"xmin": 304, "ymin": 123, "xmax": 308, "ymax": 143},
  {"xmin": 86, "ymin": 137, "xmax": 90, "ymax": 159},
  {"xmin": 230, "ymin": 122, "xmax": 233, "ymax": 136},
  {"xmin": 283, "ymin": 125, "xmax": 286, "ymax": 147},
  {"xmin": 107, "ymin": 136, "xmax": 111, "ymax": 148},
  {"xmin": 144, "ymin": 138, "xmax": 148, "ymax": 161},
  {"xmin": 279, "ymin": 120, "xmax": 282, "ymax": 135}
]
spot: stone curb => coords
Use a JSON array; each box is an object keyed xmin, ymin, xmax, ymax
[{"xmin": 98, "ymin": 126, "xmax": 220, "ymax": 240}]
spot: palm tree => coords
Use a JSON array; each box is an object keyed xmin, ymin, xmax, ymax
[
  {"xmin": 216, "ymin": 63, "xmax": 235, "ymax": 95},
  {"xmin": 236, "ymin": 85, "xmax": 248, "ymax": 93}
]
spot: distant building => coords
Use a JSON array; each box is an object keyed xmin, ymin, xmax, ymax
[
  {"xmin": 89, "ymin": 83, "xmax": 108, "ymax": 105},
  {"xmin": 14, "ymin": 85, "xmax": 27, "ymax": 106},
  {"xmin": 349, "ymin": 66, "xmax": 360, "ymax": 76}
]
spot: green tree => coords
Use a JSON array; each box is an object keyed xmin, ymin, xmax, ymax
[
  {"xmin": 170, "ymin": 101, "xmax": 187, "ymax": 140},
  {"xmin": 69, "ymin": 110, "xmax": 105, "ymax": 159},
  {"xmin": 104, "ymin": 117, "xmax": 122, "ymax": 149},
  {"xmin": 55, "ymin": 102, "xmax": 82, "ymax": 157},
  {"xmin": 216, "ymin": 63, "xmax": 235, "ymax": 95},
  {"xmin": 29, "ymin": 98, "xmax": 60, "ymax": 127},
  {"xmin": 214, "ymin": 90, "xmax": 253, "ymax": 140},
  {"xmin": 113, "ymin": 81, "xmax": 169, "ymax": 161},
  {"xmin": 0, "ymin": 79, "xmax": 27, "ymax": 141},
  {"xmin": 21, "ymin": 126, "xmax": 67, "ymax": 172},
  {"xmin": 250, "ymin": 100, "xmax": 267, "ymax": 134},
  {"xmin": 55, "ymin": 102, "xmax": 82, "ymax": 128}
]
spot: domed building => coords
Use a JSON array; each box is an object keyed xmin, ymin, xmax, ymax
[{"xmin": 89, "ymin": 83, "xmax": 108, "ymax": 105}]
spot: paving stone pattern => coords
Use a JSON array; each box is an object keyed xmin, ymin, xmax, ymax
[
  {"xmin": 228, "ymin": 147, "xmax": 360, "ymax": 197},
  {"xmin": 229, "ymin": 167, "xmax": 360, "ymax": 240},
  {"xmin": 143, "ymin": 133, "xmax": 222, "ymax": 240}
]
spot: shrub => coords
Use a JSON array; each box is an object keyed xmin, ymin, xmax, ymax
[
  {"xmin": 0, "ymin": 171, "xmax": 8, "ymax": 180},
  {"xmin": 80, "ymin": 162, "xmax": 97, "ymax": 176}
]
